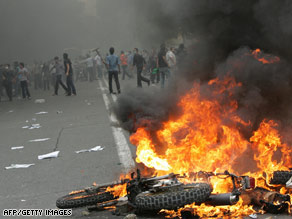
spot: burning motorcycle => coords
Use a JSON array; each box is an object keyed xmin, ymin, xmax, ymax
[
  {"xmin": 56, "ymin": 169, "xmax": 212, "ymax": 210},
  {"xmin": 56, "ymin": 169, "xmax": 291, "ymax": 215}
]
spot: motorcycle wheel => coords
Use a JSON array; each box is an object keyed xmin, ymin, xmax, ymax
[
  {"xmin": 56, "ymin": 190, "xmax": 115, "ymax": 209},
  {"xmin": 135, "ymin": 183, "xmax": 212, "ymax": 211},
  {"xmin": 270, "ymin": 171, "xmax": 292, "ymax": 185}
]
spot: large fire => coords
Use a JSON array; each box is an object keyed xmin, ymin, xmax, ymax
[{"xmin": 126, "ymin": 50, "xmax": 292, "ymax": 217}]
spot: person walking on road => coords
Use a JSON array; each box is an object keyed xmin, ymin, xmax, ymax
[
  {"xmin": 133, "ymin": 48, "xmax": 150, "ymax": 87},
  {"xmin": 106, "ymin": 47, "xmax": 121, "ymax": 94},
  {"xmin": 120, "ymin": 50, "xmax": 132, "ymax": 80},
  {"xmin": 63, "ymin": 53, "xmax": 76, "ymax": 96},
  {"xmin": 50, "ymin": 56, "xmax": 68, "ymax": 96}
]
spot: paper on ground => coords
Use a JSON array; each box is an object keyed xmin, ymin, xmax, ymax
[
  {"xmin": 23, "ymin": 124, "xmax": 41, "ymax": 129},
  {"xmin": 75, "ymin": 146, "xmax": 104, "ymax": 154},
  {"xmin": 38, "ymin": 151, "xmax": 60, "ymax": 160},
  {"xmin": 11, "ymin": 146, "xmax": 24, "ymax": 150},
  {"xmin": 249, "ymin": 214, "xmax": 257, "ymax": 219},
  {"xmin": 5, "ymin": 164, "xmax": 35, "ymax": 169},
  {"xmin": 34, "ymin": 99, "xmax": 45, "ymax": 103},
  {"xmin": 29, "ymin": 138, "xmax": 50, "ymax": 142},
  {"xmin": 35, "ymin": 112, "xmax": 48, "ymax": 115}
]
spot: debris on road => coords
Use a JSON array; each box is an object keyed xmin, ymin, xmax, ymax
[
  {"xmin": 38, "ymin": 151, "xmax": 60, "ymax": 160},
  {"xmin": 124, "ymin": 214, "xmax": 137, "ymax": 219},
  {"xmin": 22, "ymin": 124, "xmax": 41, "ymax": 129},
  {"xmin": 7, "ymin": 110, "xmax": 14, "ymax": 113},
  {"xmin": 81, "ymin": 211, "xmax": 90, "ymax": 216},
  {"xmin": 35, "ymin": 111, "xmax": 48, "ymax": 115},
  {"xmin": 249, "ymin": 213, "xmax": 257, "ymax": 218},
  {"xmin": 57, "ymin": 110, "xmax": 63, "ymax": 114},
  {"xmin": 75, "ymin": 146, "xmax": 104, "ymax": 154},
  {"xmin": 5, "ymin": 164, "xmax": 35, "ymax": 169},
  {"xmin": 34, "ymin": 99, "xmax": 46, "ymax": 103},
  {"xmin": 11, "ymin": 146, "xmax": 24, "ymax": 150},
  {"xmin": 21, "ymin": 200, "xmax": 26, "ymax": 202},
  {"xmin": 29, "ymin": 138, "xmax": 50, "ymax": 142}
]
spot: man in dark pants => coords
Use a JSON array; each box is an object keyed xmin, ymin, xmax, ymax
[
  {"xmin": 50, "ymin": 56, "xmax": 68, "ymax": 95},
  {"xmin": 133, "ymin": 48, "xmax": 150, "ymax": 87},
  {"xmin": 63, "ymin": 53, "xmax": 76, "ymax": 96},
  {"xmin": 2, "ymin": 64, "xmax": 14, "ymax": 101},
  {"xmin": 120, "ymin": 51, "xmax": 132, "ymax": 80},
  {"xmin": 106, "ymin": 47, "xmax": 121, "ymax": 94},
  {"xmin": 42, "ymin": 63, "xmax": 50, "ymax": 91},
  {"xmin": 157, "ymin": 44, "xmax": 169, "ymax": 88}
]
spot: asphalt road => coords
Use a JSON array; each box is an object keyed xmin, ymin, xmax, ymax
[{"xmin": 0, "ymin": 76, "xmax": 290, "ymax": 219}]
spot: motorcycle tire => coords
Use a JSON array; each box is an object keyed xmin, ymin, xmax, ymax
[
  {"xmin": 56, "ymin": 190, "xmax": 115, "ymax": 209},
  {"xmin": 135, "ymin": 183, "xmax": 212, "ymax": 211},
  {"xmin": 270, "ymin": 171, "xmax": 292, "ymax": 185}
]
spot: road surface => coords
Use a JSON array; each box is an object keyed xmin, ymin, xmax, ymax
[{"xmin": 0, "ymin": 77, "xmax": 290, "ymax": 219}]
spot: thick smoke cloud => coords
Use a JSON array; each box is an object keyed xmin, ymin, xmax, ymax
[{"xmin": 114, "ymin": 0, "xmax": 292, "ymax": 144}]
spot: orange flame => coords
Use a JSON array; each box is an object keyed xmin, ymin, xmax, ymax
[
  {"xmin": 251, "ymin": 48, "xmax": 280, "ymax": 64},
  {"xmin": 129, "ymin": 73, "xmax": 292, "ymax": 216}
]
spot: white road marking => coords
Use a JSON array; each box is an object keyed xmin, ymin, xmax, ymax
[{"xmin": 98, "ymin": 80, "xmax": 135, "ymax": 172}]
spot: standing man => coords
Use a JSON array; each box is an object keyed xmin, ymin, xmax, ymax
[
  {"xmin": 94, "ymin": 50, "xmax": 103, "ymax": 79},
  {"xmin": 63, "ymin": 53, "xmax": 76, "ymax": 96},
  {"xmin": 50, "ymin": 56, "xmax": 68, "ymax": 96},
  {"xmin": 157, "ymin": 44, "xmax": 169, "ymax": 88},
  {"xmin": 42, "ymin": 63, "xmax": 50, "ymax": 91},
  {"xmin": 2, "ymin": 64, "xmax": 14, "ymax": 101},
  {"xmin": 133, "ymin": 48, "xmax": 150, "ymax": 87},
  {"xmin": 106, "ymin": 47, "xmax": 121, "ymax": 94},
  {"xmin": 120, "ymin": 51, "xmax": 131, "ymax": 80},
  {"xmin": 85, "ymin": 54, "xmax": 94, "ymax": 82},
  {"xmin": 18, "ymin": 63, "xmax": 31, "ymax": 99},
  {"xmin": 166, "ymin": 47, "xmax": 176, "ymax": 78}
]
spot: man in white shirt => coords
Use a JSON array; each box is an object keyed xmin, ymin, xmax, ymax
[
  {"xmin": 18, "ymin": 63, "xmax": 31, "ymax": 99},
  {"xmin": 166, "ymin": 47, "xmax": 176, "ymax": 78},
  {"xmin": 94, "ymin": 51, "xmax": 103, "ymax": 79}
]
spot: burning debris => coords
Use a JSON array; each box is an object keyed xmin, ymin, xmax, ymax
[
  {"xmin": 56, "ymin": 0, "xmax": 292, "ymax": 217},
  {"xmin": 56, "ymin": 49, "xmax": 292, "ymax": 218}
]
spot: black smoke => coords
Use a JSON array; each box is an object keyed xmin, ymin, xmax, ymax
[{"xmin": 114, "ymin": 0, "xmax": 292, "ymax": 145}]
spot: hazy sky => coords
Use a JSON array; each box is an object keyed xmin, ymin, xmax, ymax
[{"xmin": 0, "ymin": 0, "xmax": 152, "ymax": 63}]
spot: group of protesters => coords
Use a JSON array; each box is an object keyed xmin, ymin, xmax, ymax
[{"xmin": 0, "ymin": 43, "xmax": 186, "ymax": 101}]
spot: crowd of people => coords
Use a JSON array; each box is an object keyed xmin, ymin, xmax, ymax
[{"xmin": 0, "ymin": 43, "xmax": 186, "ymax": 101}]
